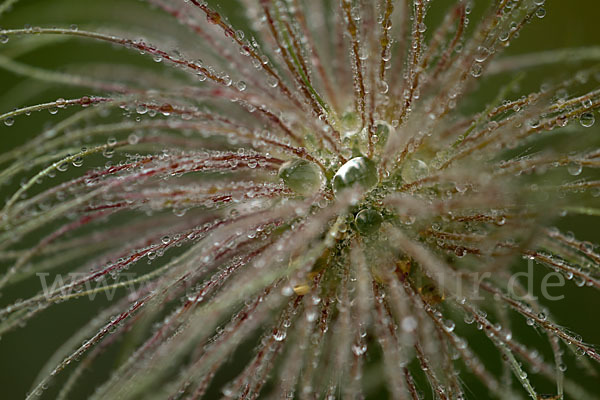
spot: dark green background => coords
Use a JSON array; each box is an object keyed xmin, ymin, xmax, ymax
[{"xmin": 0, "ymin": 0, "xmax": 599, "ymax": 399}]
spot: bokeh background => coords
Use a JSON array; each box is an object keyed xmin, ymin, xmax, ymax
[{"xmin": 0, "ymin": 0, "xmax": 599, "ymax": 398}]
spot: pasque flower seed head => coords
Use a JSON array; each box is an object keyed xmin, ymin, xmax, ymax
[{"xmin": 0, "ymin": 0, "xmax": 599, "ymax": 399}]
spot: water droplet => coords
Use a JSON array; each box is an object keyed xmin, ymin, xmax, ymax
[
  {"xmin": 401, "ymin": 316, "xmax": 417, "ymax": 332},
  {"xmin": 128, "ymin": 133, "xmax": 140, "ymax": 145},
  {"xmin": 475, "ymin": 46, "xmax": 490, "ymax": 62},
  {"xmin": 332, "ymin": 157, "xmax": 378, "ymax": 197},
  {"xmin": 567, "ymin": 162, "xmax": 582, "ymax": 176},
  {"xmin": 0, "ymin": 34, "xmax": 8, "ymax": 44},
  {"xmin": 278, "ymin": 159, "xmax": 323, "ymax": 196},
  {"xmin": 355, "ymin": 209, "xmax": 383, "ymax": 235},
  {"xmin": 519, "ymin": 370, "xmax": 528, "ymax": 379},
  {"xmin": 443, "ymin": 319, "xmax": 456, "ymax": 332},
  {"xmin": 273, "ymin": 329, "xmax": 287, "ymax": 341},
  {"xmin": 470, "ymin": 63, "xmax": 483, "ymax": 77},
  {"xmin": 537, "ymin": 312, "xmax": 546, "ymax": 321},
  {"xmin": 401, "ymin": 158, "xmax": 429, "ymax": 183},
  {"xmin": 579, "ymin": 112, "xmax": 595, "ymax": 128},
  {"xmin": 305, "ymin": 310, "xmax": 317, "ymax": 322},
  {"xmin": 72, "ymin": 157, "xmax": 83, "ymax": 167},
  {"xmin": 454, "ymin": 246, "xmax": 467, "ymax": 258},
  {"xmin": 236, "ymin": 80, "xmax": 247, "ymax": 91},
  {"xmin": 374, "ymin": 122, "xmax": 391, "ymax": 147},
  {"xmin": 351, "ymin": 343, "xmax": 367, "ymax": 356},
  {"xmin": 281, "ymin": 286, "xmax": 294, "ymax": 296},
  {"xmin": 535, "ymin": 7, "xmax": 546, "ymax": 18},
  {"xmin": 558, "ymin": 363, "xmax": 567, "ymax": 372},
  {"xmin": 4, "ymin": 117, "xmax": 14, "ymax": 126},
  {"xmin": 267, "ymin": 76, "xmax": 278, "ymax": 88}
]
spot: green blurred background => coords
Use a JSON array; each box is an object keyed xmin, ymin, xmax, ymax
[{"xmin": 0, "ymin": 0, "xmax": 599, "ymax": 398}]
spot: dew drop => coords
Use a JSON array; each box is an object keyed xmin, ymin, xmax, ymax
[
  {"xmin": 443, "ymin": 319, "xmax": 456, "ymax": 332},
  {"xmin": 266, "ymin": 76, "xmax": 278, "ymax": 88},
  {"xmin": 567, "ymin": 162, "xmax": 582, "ymax": 176},
  {"xmin": 401, "ymin": 316, "xmax": 417, "ymax": 332},
  {"xmin": 273, "ymin": 329, "xmax": 287, "ymax": 341},
  {"xmin": 236, "ymin": 80, "xmax": 247, "ymax": 91},
  {"xmin": 352, "ymin": 343, "xmax": 367, "ymax": 356},
  {"xmin": 103, "ymin": 147, "xmax": 115, "ymax": 159},
  {"xmin": 128, "ymin": 133, "xmax": 140, "ymax": 145},
  {"xmin": 558, "ymin": 363, "xmax": 567, "ymax": 372},
  {"xmin": 579, "ymin": 112, "xmax": 595, "ymax": 128},
  {"xmin": 332, "ymin": 157, "xmax": 378, "ymax": 197},
  {"xmin": 470, "ymin": 63, "xmax": 483, "ymax": 77},
  {"xmin": 400, "ymin": 158, "xmax": 429, "ymax": 183},
  {"xmin": 537, "ymin": 312, "xmax": 546, "ymax": 321},
  {"xmin": 281, "ymin": 286, "xmax": 294, "ymax": 296},
  {"xmin": 374, "ymin": 122, "xmax": 391, "ymax": 147},
  {"xmin": 72, "ymin": 157, "xmax": 83, "ymax": 167},
  {"xmin": 278, "ymin": 159, "xmax": 323, "ymax": 196},
  {"xmin": 535, "ymin": 7, "xmax": 546, "ymax": 18},
  {"xmin": 454, "ymin": 246, "xmax": 467, "ymax": 258},
  {"xmin": 475, "ymin": 46, "xmax": 490, "ymax": 62},
  {"xmin": 136, "ymin": 104, "xmax": 148, "ymax": 114},
  {"xmin": 355, "ymin": 209, "xmax": 383, "ymax": 235},
  {"xmin": 4, "ymin": 117, "xmax": 14, "ymax": 126},
  {"xmin": 519, "ymin": 370, "xmax": 528, "ymax": 379}
]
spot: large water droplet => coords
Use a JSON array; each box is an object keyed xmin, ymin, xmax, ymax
[
  {"xmin": 355, "ymin": 209, "xmax": 383, "ymax": 235},
  {"xmin": 332, "ymin": 157, "xmax": 378, "ymax": 197},
  {"xmin": 278, "ymin": 159, "xmax": 323, "ymax": 196},
  {"xmin": 401, "ymin": 159, "xmax": 429, "ymax": 183},
  {"xmin": 374, "ymin": 122, "xmax": 392, "ymax": 147}
]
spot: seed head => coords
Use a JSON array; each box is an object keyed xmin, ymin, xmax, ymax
[{"xmin": 0, "ymin": 0, "xmax": 599, "ymax": 399}]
